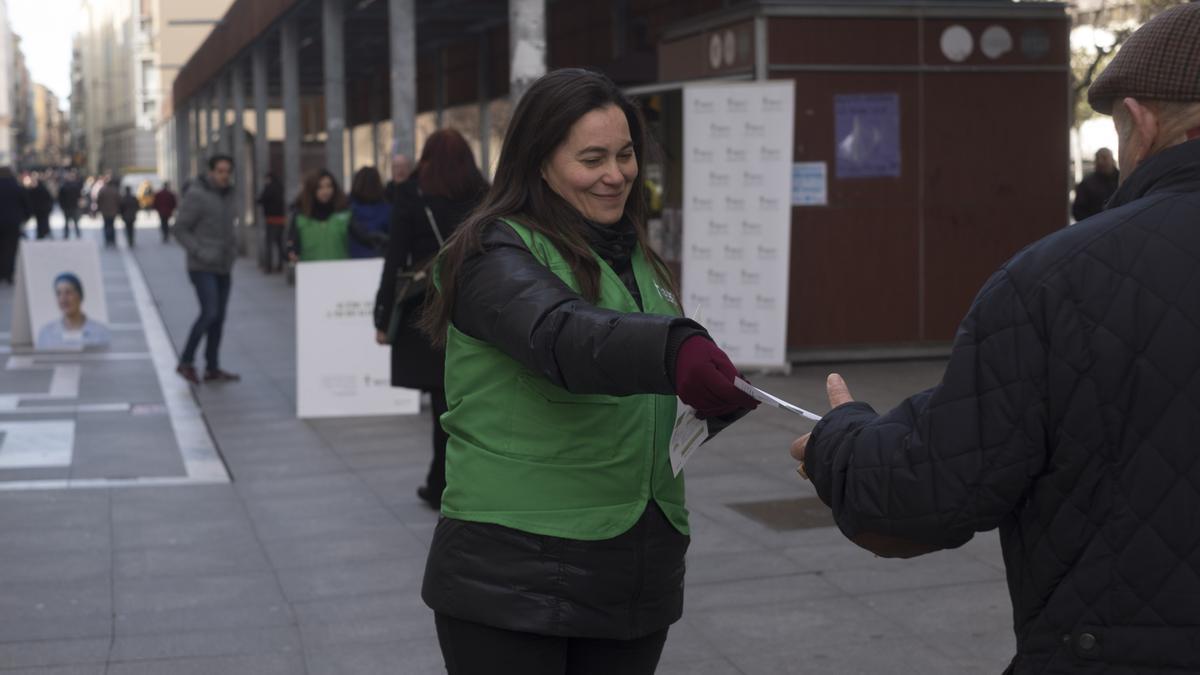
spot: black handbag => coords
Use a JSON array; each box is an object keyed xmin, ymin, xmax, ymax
[{"xmin": 386, "ymin": 198, "xmax": 444, "ymax": 344}]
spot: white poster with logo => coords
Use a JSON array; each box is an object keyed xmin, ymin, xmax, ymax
[
  {"xmin": 682, "ymin": 81, "xmax": 795, "ymax": 370},
  {"xmin": 295, "ymin": 260, "xmax": 420, "ymax": 418}
]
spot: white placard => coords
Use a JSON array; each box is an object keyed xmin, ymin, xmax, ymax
[
  {"xmin": 295, "ymin": 260, "xmax": 419, "ymax": 418},
  {"xmin": 11, "ymin": 240, "xmax": 110, "ymax": 351},
  {"xmin": 682, "ymin": 81, "xmax": 795, "ymax": 370}
]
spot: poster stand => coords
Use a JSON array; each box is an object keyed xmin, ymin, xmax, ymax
[{"xmin": 682, "ymin": 81, "xmax": 795, "ymax": 372}]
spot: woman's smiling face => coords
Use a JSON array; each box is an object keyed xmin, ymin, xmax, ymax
[{"xmin": 541, "ymin": 104, "xmax": 637, "ymax": 225}]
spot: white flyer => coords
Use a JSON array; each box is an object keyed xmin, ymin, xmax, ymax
[
  {"xmin": 734, "ymin": 378, "xmax": 823, "ymax": 421},
  {"xmin": 669, "ymin": 402, "xmax": 709, "ymax": 477}
]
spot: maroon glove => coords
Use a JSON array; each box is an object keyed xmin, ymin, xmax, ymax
[{"xmin": 673, "ymin": 336, "xmax": 760, "ymax": 418}]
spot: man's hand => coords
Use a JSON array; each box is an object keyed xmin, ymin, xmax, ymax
[
  {"xmin": 790, "ymin": 373, "xmax": 854, "ymax": 464},
  {"xmin": 375, "ymin": 330, "xmax": 389, "ymax": 346}
]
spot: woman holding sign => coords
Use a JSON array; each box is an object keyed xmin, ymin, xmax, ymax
[{"xmin": 418, "ymin": 69, "xmax": 757, "ymax": 674}]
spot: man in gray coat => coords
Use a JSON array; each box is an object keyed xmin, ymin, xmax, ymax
[{"xmin": 173, "ymin": 155, "xmax": 240, "ymax": 384}]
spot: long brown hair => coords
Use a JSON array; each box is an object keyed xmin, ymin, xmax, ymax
[
  {"xmin": 297, "ymin": 169, "xmax": 348, "ymax": 216},
  {"xmin": 420, "ymin": 68, "xmax": 678, "ymax": 345},
  {"xmin": 417, "ymin": 129, "xmax": 487, "ymax": 201},
  {"xmin": 350, "ymin": 166, "xmax": 385, "ymax": 203}
]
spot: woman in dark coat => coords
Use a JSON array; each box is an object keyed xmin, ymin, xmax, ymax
[{"xmin": 373, "ymin": 128, "xmax": 486, "ymax": 509}]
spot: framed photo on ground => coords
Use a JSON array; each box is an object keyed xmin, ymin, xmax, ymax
[{"xmin": 10, "ymin": 240, "xmax": 110, "ymax": 351}]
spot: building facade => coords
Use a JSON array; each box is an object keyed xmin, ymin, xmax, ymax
[
  {"xmin": 75, "ymin": 0, "xmax": 152, "ymax": 173},
  {"xmin": 30, "ymin": 83, "xmax": 66, "ymax": 166},
  {"xmin": 148, "ymin": 0, "xmax": 233, "ymax": 185},
  {"xmin": 11, "ymin": 32, "xmax": 32, "ymax": 167},
  {"xmin": 68, "ymin": 35, "xmax": 86, "ymax": 167},
  {"xmin": 73, "ymin": 0, "xmax": 226, "ymax": 175},
  {"xmin": 0, "ymin": 0, "xmax": 13, "ymax": 167}
]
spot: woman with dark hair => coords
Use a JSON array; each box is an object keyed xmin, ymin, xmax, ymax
[
  {"xmin": 417, "ymin": 69, "xmax": 757, "ymax": 674},
  {"xmin": 373, "ymin": 128, "xmax": 486, "ymax": 510},
  {"xmin": 348, "ymin": 167, "xmax": 390, "ymax": 259},
  {"xmin": 286, "ymin": 169, "xmax": 380, "ymax": 262}
]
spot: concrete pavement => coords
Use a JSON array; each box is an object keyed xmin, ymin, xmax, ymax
[{"xmin": 0, "ymin": 212, "xmax": 1013, "ymax": 674}]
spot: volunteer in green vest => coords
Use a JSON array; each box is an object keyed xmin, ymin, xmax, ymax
[
  {"xmin": 418, "ymin": 68, "xmax": 759, "ymax": 675},
  {"xmin": 287, "ymin": 169, "xmax": 381, "ymax": 262}
]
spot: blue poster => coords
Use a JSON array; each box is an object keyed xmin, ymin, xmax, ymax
[{"xmin": 834, "ymin": 93, "xmax": 900, "ymax": 178}]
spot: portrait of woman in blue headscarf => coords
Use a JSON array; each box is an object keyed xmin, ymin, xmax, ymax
[{"xmin": 36, "ymin": 272, "xmax": 111, "ymax": 349}]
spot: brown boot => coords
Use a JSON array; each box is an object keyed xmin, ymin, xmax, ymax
[
  {"xmin": 176, "ymin": 364, "xmax": 200, "ymax": 385},
  {"xmin": 203, "ymin": 369, "xmax": 241, "ymax": 383}
]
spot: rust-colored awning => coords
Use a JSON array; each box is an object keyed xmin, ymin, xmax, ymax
[{"xmin": 173, "ymin": 0, "xmax": 299, "ymax": 109}]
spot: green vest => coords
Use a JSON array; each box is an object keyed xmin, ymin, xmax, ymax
[
  {"xmin": 296, "ymin": 211, "xmax": 350, "ymax": 261},
  {"xmin": 440, "ymin": 219, "xmax": 688, "ymax": 540}
]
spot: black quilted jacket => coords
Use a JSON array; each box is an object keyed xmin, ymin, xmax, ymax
[{"xmin": 805, "ymin": 138, "xmax": 1200, "ymax": 674}]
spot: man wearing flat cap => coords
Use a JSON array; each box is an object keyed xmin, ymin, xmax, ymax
[{"xmin": 790, "ymin": 5, "xmax": 1200, "ymax": 673}]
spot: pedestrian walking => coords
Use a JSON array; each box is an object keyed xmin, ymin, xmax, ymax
[
  {"xmin": 58, "ymin": 171, "xmax": 83, "ymax": 239},
  {"xmin": 96, "ymin": 179, "xmax": 121, "ymax": 247},
  {"xmin": 0, "ymin": 167, "xmax": 30, "ymax": 284},
  {"xmin": 791, "ymin": 6, "xmax": 1200, "ymax": 674},
  {"xmin": 27, "ymin": 175, "xmax": 53, "ymax": 240},
  {"xmin": 372, "ymin": 129, "xmax": 484, "ymax": 510},
  {"xmin": 417, "ymin": 69, "xmax": 758, "ymax": 675},
  {"xmin": 348, "ymin": 167, "xmax": 390, "ymax": 259},
  {"xmin": 153, "ymin": 182, "xmax": 178, "ymax": 242},
  {"xmin": 173, "ymin": 155, "xmax": 240, "ymax": 385},
  {"xmin": 257, "ymin": 172, "xmax": 287, "ymax": 272},
  {"xmin": 119, "ymin": 187, "xmax": 140, "ymax": 247},
  {"xmin": 1072, "ymin": 147, "xmax": 1119, "ymax": 222},
  {"xmin": 286, "ymin": 169, "xmax": 362, "ymax": 262}
]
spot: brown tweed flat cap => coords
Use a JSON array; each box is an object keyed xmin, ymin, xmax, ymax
[{"xmin": 1088, "ymin": 3, "xmax": 1200, "ymax": 115}]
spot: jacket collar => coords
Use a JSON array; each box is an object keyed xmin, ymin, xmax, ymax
[
  {"xmin": 1108, "ymin": 138, "xmax": 1200, "ymax": 210},
  {"xmin": 579, "ymin": 216, "xmax": 638, "ymax": 269},
  {"xmin": 196, "ymin": 174, "xmax": 232, "ymax": 196}
]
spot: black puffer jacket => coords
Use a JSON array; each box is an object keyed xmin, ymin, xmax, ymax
[
  {"xmin": 805, "ymin": 138, "xmax": 1200, "ymax": 674},
  {"xmin": 422, "ymin": 219, "xmax": 703, "ymax": 639}
]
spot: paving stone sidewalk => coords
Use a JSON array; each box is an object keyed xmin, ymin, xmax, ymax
[{"xmin": 0, "ymin": 217, "xmax": 1014, "ymax": 674}]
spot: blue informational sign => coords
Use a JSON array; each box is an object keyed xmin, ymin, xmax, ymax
[
  {"xmin": 791, "ymin": 162, "xmax": 827, "ymax": 206},
  {"xmin": 834, "ymin": 93, "xmax": 901, "ymax": 178}
]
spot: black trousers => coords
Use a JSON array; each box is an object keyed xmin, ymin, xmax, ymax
[
  {"xmin": 434, "ymin": 614, "xmax": 669, "ymax": 675},
  {"xmin": 160, "ymin": 213, "xmax": 170, "ymax": 241},
  {"xmin": 0, "ymin": 227, "xmax": 18, "ymax": 282},
  {"xmin": 265, "ymin": 225, "xmax": 286, "ymax": 272},
  {"xmin": 180, "ymin": 271, "xmax": 232, "ymax": 371},
  {"xmin": 122, "ymin": 216, "xmax": 136, "ymax": 246},
  {"xmin": 35, "ymin": 215, "xmax": 50, "ymax": 239},
  {"xmin": 62, "ymin": 210, "xmax": 80, "ymax": 238},
  {"xmin": 102, "ymin": 216, "xmax": 116, "ymax": 245}
]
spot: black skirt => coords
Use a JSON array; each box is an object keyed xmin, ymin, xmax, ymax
[{"xmin": 422, "ymin": 501, "xmax": 690, "ymax": 640}]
